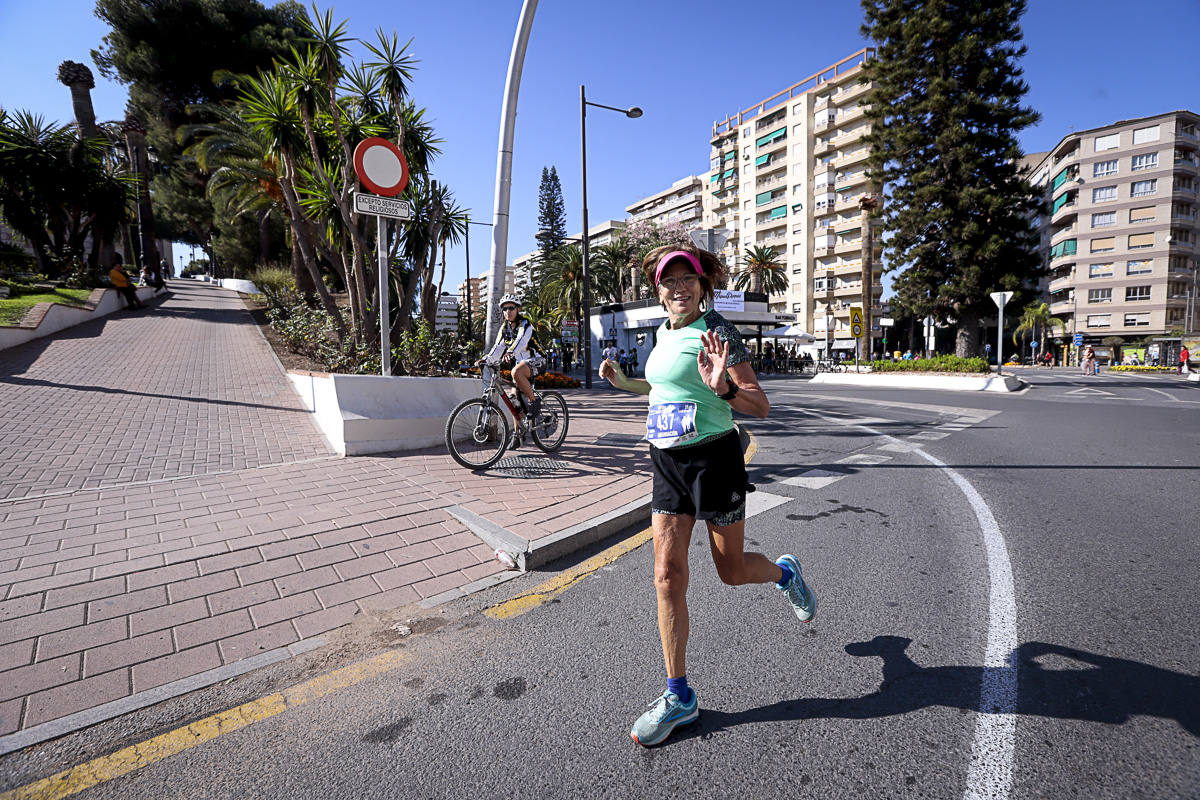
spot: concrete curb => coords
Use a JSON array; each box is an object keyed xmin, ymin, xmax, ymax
[
  {"xmin": 0, "ymin": 637, "xmax": 327, "ymax": 757},
  {"xmin": 447, "ymin": 493, "xmax": 652, "ymax": 572},
  {"xmin": 810, "ymin": 372, "xmax": 1025, "ymax": 392}
]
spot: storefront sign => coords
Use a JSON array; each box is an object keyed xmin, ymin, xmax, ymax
[{"xmin": 714, "ymin": 290, "xmax": 744, "ymax": 312}]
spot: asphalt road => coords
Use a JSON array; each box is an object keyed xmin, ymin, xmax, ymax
[{"xmin": 4, "ymin": 369, "xmax": 1198, "ymax": 800}]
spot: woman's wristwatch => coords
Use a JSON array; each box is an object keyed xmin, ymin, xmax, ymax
[{"xmin": 716, "ymin": 381, "xmax": 739, "ymax": 401}]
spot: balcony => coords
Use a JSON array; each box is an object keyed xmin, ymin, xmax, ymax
[
  {"xmin": 1050, "ymin": 225, "xmax": 1077, "ymax": 244},
  {"xmin": 1049, "ymin": 300, "xmax": 1073, "ymax": 316},
  {"xmin": 836, "ymin": 80, "xmax": 871, "ymax": 105},
  {"xmin": 815, "ymin": 113, "xmax": 837, "ymax": 134},
  {"xmin": 835, "ymin": 147, "xmax": 871, "ymax": 169},
  {"xmin": 835, "ymin": 103, "xmax": 867, "ymax": 126},
  {"xmin": 815, "ymin": 139, "xmax": 836, "ymax": 157},
  {"xmin": 1048, "ymin": 276, "xmax": 1074, "ymax": 293},
  {"xmin": 836, "ymin": 169, "xmax": 872, "ymax": 189},
  {"xmin": 813, "ymin": 190, "xmax": 836, "ymax": 208},
  {"xmin": 814, "ymin": 170, "xmax": 836, "ymax": 190},
  {"xmin": 834, "ymin": 214, "xmax": 864, "ymax": 232},
  {"xmin": 834, "ymin": 282, "xmax": 863, "ymax": 297},
  {"xmin": 835, "ymin": 238, "xmax": 864, "ymax": 255}
]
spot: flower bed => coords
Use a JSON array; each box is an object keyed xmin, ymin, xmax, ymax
[
  {"xmin": 1109, "ymin": 365, "xmax": 1176, "ymax": 373},
  {"xmin": 868, "ymin": 354, "xmax": 989, "ymax": 374}
]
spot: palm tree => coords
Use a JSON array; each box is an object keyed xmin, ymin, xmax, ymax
[
  {"xmin": 735, "ymin": 245, "xmax": 787, "ymax": 295},
  {"xmin": 590, "ymin": 240, "xmax": 634, "ymax": 304},
  {"xmin": 1012, "ymin": 301, "xmax": 1068, "ymax": 361},
  {"xmin": 240, "ymin": 70, "xmax": 345, "ymax": 338},
  {"xmin": 542, "ymin": 244, "xmax": 586, "ymax": 359}
]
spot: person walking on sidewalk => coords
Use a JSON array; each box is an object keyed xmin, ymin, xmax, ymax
[
  {"xmin": 108, "ymin": 255, "xmax": 145, "ymax": 310},
  {"xmin": 1180, "ymin": 345, "xmax": 1190, "ymax": 375},
  {"xmin": 598, "ymin": 245, "xmax": 817, "ymax": 748}
]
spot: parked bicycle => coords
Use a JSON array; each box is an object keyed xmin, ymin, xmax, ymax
[
  {"xmin": 444, "ymin": 361, "xmax": 570, "ymax": 470},
  {"xmin": 816, "ymin": 359, "xmax": 846, "ymax": 373}
]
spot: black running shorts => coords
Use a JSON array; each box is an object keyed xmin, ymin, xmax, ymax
[{"xmin": 649, "ymin": 429, "xmax": 748, "ymax": 524}]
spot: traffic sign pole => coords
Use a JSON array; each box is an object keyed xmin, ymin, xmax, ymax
[
  {"xmin": 378, "ymin": 218, "xmax": 390, "ymax": 376},
  {"xmin": 990, "ymin": 291, "xmax": 1013, "ymax": 377}
]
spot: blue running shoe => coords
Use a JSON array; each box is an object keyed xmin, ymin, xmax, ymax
[
  {"xmin": 630, "ymin": 689, "xmax": 699, "ymax": 747},
  {"xmin": 776, "ymin": 554, "xmax": 816, "ymax": 622}
]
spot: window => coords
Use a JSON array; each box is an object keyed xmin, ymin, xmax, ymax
[
  {"xmin": 1093, "ymin": 159, "xmax": 1118, "ymax": 177},
  {"xmin": 1132, "ymin": 125, "xmax": 1160, "ymax": 145},
  {"xmin": 1131, "ymin": 179, "xmax": 1157, "ymax": 197},
  {"xmin": 1131, "ymin": 152, "xmax": 1158, "ymax": 171},
  {"xmin": 1087, "ymin": 288, "xmax": 1112, "ymax": 303},
  {"xmin": 1090, "ymin": 237, "xmax": 1115, "ymax": 253},
  {"xmin": 792, "ymin": 244, "xmax": 804, "ymax": 255},
  {"xmin": 1086, "ymin": 314, "xmax": 1111, "ymax": 328},
  {"xmin": 1128, "ymin": 232, "xmax": 1155, "ymax": 250},
  {"xmin": 814, "ymin": 278, "xmax": 828, "ymax": 291},
  {"xmin": 1091, "ymin": 212, "xmax": 1115, "ymax": 228},
  {"xmin": 1092, "ymin": 185, "xmax": 1118, "ymax": 203},
  {"xmin": 1089, "ymin": 262, "xmax": 1114, "ymax": 278},
  {"xmin": 1094, "ymin": 133, "xmax": 1120, "ymax": 151},
  {"xmin": 1124, "ymin": 313, "xmax": 1150, "ymax": 327},
  {"xmin": 1125, "ymin": 285, "xmax": 1151, "ymax": 301},
  {"xmin": 1129, "ymin": 206, "xmax": 1156, "ymax": 223},
  {"xmin": 792, "ymin": 303, "xmax": 803, "ymax": 312}
]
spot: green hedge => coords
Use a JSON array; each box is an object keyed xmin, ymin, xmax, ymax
[{"xmin": 868, "ymin": 354, "xmax": 989, "ymax": 374}]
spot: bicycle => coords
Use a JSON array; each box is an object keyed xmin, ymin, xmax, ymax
[
  {"xmin": 816, "ymin": 359, "xmax": 846, "ymax": 373},
  {"xmin": 443, "ymin": 360, "xmax": 570, "ymax": 470}
]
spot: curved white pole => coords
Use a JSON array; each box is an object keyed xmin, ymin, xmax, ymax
[{"xmin": 486, "ymin": 0, "xmax": 538, "ymax": 347}]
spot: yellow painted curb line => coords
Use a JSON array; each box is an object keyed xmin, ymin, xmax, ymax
[
  {"xmin": 485, "ymin": 427, "xmax": 760, "ymax": 621},
  {"xmin": 2, "ymin": 650, "xmax": 408, "ymax": 800}
]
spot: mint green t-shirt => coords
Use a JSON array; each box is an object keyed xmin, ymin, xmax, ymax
[{"xmin": 644, "ymin": 309, "xmax": 750, "ymax": 449}]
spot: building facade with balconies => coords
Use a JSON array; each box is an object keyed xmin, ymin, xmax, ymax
[
  {"xmin": 626, "ymin": 176, "xmax": 703, "ymax": 230},
  {"xmin": 701, "ymin": 48, "xmax": 884, "ymax": 354},
  {"xmin": 1032, "ymin": 110, "xmax": 1200, "ymax": 349}
]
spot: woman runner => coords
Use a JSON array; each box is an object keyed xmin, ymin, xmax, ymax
[{"xmin": 599, "ymin": 245, "xmax": 817, "ymax": 747}]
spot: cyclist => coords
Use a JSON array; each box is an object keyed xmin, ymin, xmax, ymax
[{"xmin": 479, "ymin": 294, "xmax": 546, "ymax": 446}]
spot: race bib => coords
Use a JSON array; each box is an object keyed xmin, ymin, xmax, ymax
[{"xmin": 646, "ymin": 402, "xmax": 699, "ymax": 449}]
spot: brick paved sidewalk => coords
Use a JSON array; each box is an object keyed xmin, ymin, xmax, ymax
[{"xmin": 0, "ymin": 283, "xmax": 652, "ymax": 741}]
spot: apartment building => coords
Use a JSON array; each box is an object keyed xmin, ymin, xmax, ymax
[
  {"xmin": 1035, "ymin": 110, "xmax": 1199, "ymax": 345},
  {"xmin": 509, "ymin": 219, "xmax": 626, "ymax": 299},
  {"xmin": 626, "ymin": 176, "xmax": 703, "ymax": 229},
  {"xmin": 701, "ymin": 48, "xmax": 883, "ymax": 354}
]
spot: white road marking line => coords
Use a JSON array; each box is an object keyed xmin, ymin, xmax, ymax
[
  {"xmin": 1143, "ymin": 386, "xmax": 1181, "ymax": 402},
  {"xmin": 746, "ymin": 490, "xmax": 792, "ymax": 518},
  {"xmin": 802, "ymin": 409, "xmax": 1017, "ymax": 800},
  {"xmin": 1063, "ymin": 387, "xmax": 1117, "ymax": 397},
  {"xmin": 780, "ymin": 453, "xmax": 891, "ymax": 489},
  {"xmin": 909, "ymin": 432, "xmax": 951, "ymax": 441},
  {"xmin": 877, "ymin": 442, "xmax": 920, "ymax": 453},
  {"xmin": 782, "ymin": 469, "xmax": 845, "ymax": 490},
  {"xmin": 778, "ymin": 392, "xmax": 1002, "ymax": 421}
]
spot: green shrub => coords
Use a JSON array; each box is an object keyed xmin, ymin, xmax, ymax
[
  {"xmin": 394, "ymin": 318, "xmax": 463, "ymax": 376},
  {"xmin": 248, "ymin": 266, "xmax": 298, "ymax": 310},
  {"xmin": 868, "ymin": 354, "xmax": 989, "ymax": 373}
]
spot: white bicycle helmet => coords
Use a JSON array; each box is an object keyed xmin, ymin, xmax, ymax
[{"xmin": 499, "ymin": 293, "xmax": 522, "ymax": 308}]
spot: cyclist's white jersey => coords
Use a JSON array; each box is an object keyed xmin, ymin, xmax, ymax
[{"xmin": 484, "ymin": 317, "xmax": 545, "ymax": 365}]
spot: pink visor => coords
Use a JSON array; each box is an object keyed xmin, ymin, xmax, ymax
[{"xmin": 653, "ymin": 251, "xmax": 703, "ymax": 285}]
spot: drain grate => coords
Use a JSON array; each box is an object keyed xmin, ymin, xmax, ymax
[
  {"xmin": 593, "ymin": 433, "xmax": 645, "ymax": 447},
  {"xmin": 491, "ymin": 455, "xmax": 574, "ymax": 478}
]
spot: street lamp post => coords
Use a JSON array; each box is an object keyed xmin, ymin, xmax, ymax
[
  {"xmin": 580, "ymin": 85, "xmax": 641, "ymax": 388},
  {"xmin": 825, "ymin": 303, "xmax": 833, "ymax": 359}
]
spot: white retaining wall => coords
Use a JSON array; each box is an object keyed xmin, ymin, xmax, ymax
[
  {"xmin": 287, "ymin": 372, "xmax": 480, "ymax": 456},
  {"xmin": 0, "ymin": 287, "xmax": 156, "ymax": 351}
]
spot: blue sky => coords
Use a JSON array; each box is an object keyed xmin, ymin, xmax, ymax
[{"xmin": 1, "ymin": 0, "xmax": 1198, "ymax": 289}]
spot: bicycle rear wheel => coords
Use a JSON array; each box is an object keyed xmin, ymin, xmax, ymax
[
  {"xmin": 531, "ymin": 391, "xmax": 569, "ymax": 452},
  {"xmin": 445, "ymin": 399, "xmax": 511, "ymax": 470}
]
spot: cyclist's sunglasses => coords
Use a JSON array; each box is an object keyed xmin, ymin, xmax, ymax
[{"xmin": 501, "ymin": 304, "xmax": 518, "ymax": 311}]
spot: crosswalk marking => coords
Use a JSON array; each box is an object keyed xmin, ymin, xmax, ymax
[
  {"xmin": 745, "ymin": 489, "xmax": 792, "ymax": 518},
  {"xmin": 781, "ymin": 453, "xmax": 891, "ymax": 490}
]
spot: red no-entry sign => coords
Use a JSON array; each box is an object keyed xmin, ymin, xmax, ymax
[{"xmin": 352, "ymin": 137, "xmax": 409, "ymax": 197}]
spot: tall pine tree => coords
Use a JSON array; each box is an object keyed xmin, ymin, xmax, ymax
[
  {"xmin": 534, "ymin": 166, "xmax": 567, "ymax": 292},
  {"xmin": 861, "ymin": 0, "xmax": 1046, "ymax": 356}
]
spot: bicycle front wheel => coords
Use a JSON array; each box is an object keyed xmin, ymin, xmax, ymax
[
  {"xmin": 445, "ymin": 399, "xmax": 511, "ymax": 470},
  {"xmin": 531, "ymin": 391, "xmax": 569, "ymax": 452}
]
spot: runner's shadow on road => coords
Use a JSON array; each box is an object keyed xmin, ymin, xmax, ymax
[{"xmin": 669, "ymin": 636, "xmax": 1199, "ymax": 744}]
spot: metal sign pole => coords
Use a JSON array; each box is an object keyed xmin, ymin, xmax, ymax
[{"xmin": 378, "ymin": 217, "xmax": 390, "ymax": 376}]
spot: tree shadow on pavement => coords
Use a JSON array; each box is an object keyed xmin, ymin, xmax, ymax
[
  {"xmin": 0, "ymin": 374, "xmax": 310, "ymax": 414},
  {"xmin": 669, "ymin": 636, "xmax": 1199, "ymax": 743}
]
